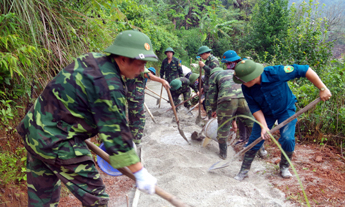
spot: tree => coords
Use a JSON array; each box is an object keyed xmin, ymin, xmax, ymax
[{"xmin": 244, "ymin": 0, "xmax": 289, "ymax": 60}]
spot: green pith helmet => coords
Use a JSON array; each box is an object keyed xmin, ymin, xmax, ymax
[
  {"xmin": 188, "ymin": 73, "xmax": 199, "ymax": 84},
  {"xmin": 164, "ymin": 47, "xmax": 175, "ymax": 55},
  {"xmin": 104, "ymin": 30, "xmax": 158, "ymax": 62},
  {"xmin": 233, "ymin": 60, "xmax": 264, "ymax": 84},
  {"xmin": 210, "ymin": 67, "xmax": 223, "ymax": 76},
  {"xmin": 197, "ymin": 46, "xmax": 212, "ymax": 55},
  {"xmin": 170, "ymin": 79, "xmax": 182, "ymax": 90}
]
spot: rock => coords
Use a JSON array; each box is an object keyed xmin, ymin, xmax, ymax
[{"xmin": 315, "ymin": 155, "xmax": 323, "ymax": 163}]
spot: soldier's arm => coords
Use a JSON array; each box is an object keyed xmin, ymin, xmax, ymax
[
  {"xmin": 203, "ymin": 59, "xmax": 220, "ymax": 73},
  {"xmin": 160, "ymin": 61, "xmax": 165, "ymax": 79},
  {"xmin": 207, "ymin": 79, "xmax": 218, "ymax": 112},
  {"xmin": 144, "ymin": 72, "xmax": 170, "ymax": 88},
  {"xmin": 178, "ymin": 60, "xmax": 183, "ymax": 77}
]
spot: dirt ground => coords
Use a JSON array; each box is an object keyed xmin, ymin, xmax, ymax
[{"xmin": 1, "ymin": 80, "xmax": 345, "ymax": 207}]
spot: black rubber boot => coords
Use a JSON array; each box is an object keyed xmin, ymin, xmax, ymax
[
  {"xmin": 218, "ymin": 142, "xmax": 227, "ymax": 160},
  {"xmin": 280, "ymin": 151, "xmax": 293, "ymax": 178},
  {"xmin": 234, "ymin": 150, "xmax": 257, "ymax": 181}
]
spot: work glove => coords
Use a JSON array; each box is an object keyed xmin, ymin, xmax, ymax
[{"xmin": 133, "ymin": 167, "xmax": 157, "ymax": 194}]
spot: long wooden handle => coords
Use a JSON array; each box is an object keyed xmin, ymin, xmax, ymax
[
  {"xmin": 166, "ymin": 94, "xmax": 198, "ymax": 111},
  {"xmin": 144, "ymin": 102, "xmax": 156, "ymax": 124},
  {"xmin": 197, "ymin": 67, "xmax": 202, "ymax": 118},
  {"xmin": 166, "ymin": 88, "xmax": 179, "ymax": 123},
  {"xmin": 146, "ymin": 87, "xmax": 169, "ymax": 102},
  {"xmin": 85, "ymin": 140, "xmax": 190, "ymax": 207},
  {"xmin": 236, "ymin": 97, "xmax": 322, "ymax": 157}
]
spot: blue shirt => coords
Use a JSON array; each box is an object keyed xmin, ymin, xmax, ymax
[{"xmin": 242, "ymin": 64, "xmax": 309, "ymax": 117}]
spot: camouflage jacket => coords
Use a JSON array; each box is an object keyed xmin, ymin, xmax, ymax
[
  {"xmin": 16, "ymin": 53, "xmax": 139, "ymax": 168},
  {"xmin": 202, "ymin": 54, "xmax": 219, "ymax": 91},
  {"xmin": 160, "ymin": 56, "xmax": 183, "ymax": 83},
  {"xmin": 207, "ymin": 70, "xmax": 244, "ymax": 112},
  {"xmin": 126, "ymin": 68, "xmax": 150, "ymax": 103},
  {"xmin": 171, "ymin": 77, "xmax": 190, "ymax": 96}
]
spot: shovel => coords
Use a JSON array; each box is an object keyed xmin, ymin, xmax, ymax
[
  {"xmin": 166, "ymin": 88, "xmax": 191, "ymax": 145},
  {"xmin": 195, "ymin": 66, "xmax": 203, "ymax": 124},
  {"xmin": 208, "ymin": 97, "xmax": 322, "ymax": 171},
  {"xmin": 85, "ymin": 140, "xmax": 190, "ymax": 207},
  {"xmin": 166, "ymin": 94, "xmax": 198, "ymax": 112},
  {"xmin": 158, "ymin": 85, "xmax": 164, "ymax": 107},
  {"xmin": 186, "ymin": 98, "xmax": 205, "ymax": 114}
]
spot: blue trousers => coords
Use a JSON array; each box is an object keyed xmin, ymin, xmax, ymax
[{"xmin": 246, "ymin": 108, "xmax": 297, "ymax": 152}]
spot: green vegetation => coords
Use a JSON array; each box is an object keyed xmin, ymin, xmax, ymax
[{"xmin": 0, "ymin": 0, "xmax": 344, "ymax": 199}]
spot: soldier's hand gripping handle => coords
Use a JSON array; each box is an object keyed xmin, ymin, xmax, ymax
[{"xmin": 133, "ymin": 167, "xmax": 157, "ymax": 194}]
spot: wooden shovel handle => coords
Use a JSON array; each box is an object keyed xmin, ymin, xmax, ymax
[
  {"xmin": 237, "ymin": 97, "xmax": 322, "ymax": 157},
  {"xmin": 85, "ymin": 140, "xmax": 190, "ymax": 207},
  {"xmin": 166, "ymin": 88, "xmax": 179, "ymax": 123},
  {"xmin": 166, "ymin": 94, "xmax": 198, "ymax": 111},
  {"xmin": 159, "ymin": 85, "xmax": 164, "ymax": 108},
  {"xmin": 198, "ymin": 67, "xmax": 202, "ymax": 115}
]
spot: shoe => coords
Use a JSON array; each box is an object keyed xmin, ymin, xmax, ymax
[
  {"xmin": 234, "ymin": 150, "xmax": 257, "ymax": 181},
  {"xmin": 279, "ymin": 151, "xmax": 293, "ymax": 179},
  {"xmin": 218, "ymin": 142, "xmax": 227, "ymax": 160},
  {"xmin": 234, "ymin": 170, "xmax": 249, "ymax": 181},
  {"xmin": 258, "ymin": 146, "xmax": 267, "ymax": 158},
  {"xmin": 280, "ymin": 167, "xmax": 292, "ymax": 178}
]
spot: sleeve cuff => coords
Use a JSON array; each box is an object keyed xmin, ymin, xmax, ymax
[{"xmin": 109, "ymin": 148, "xmax": 140, "ymax": 169}]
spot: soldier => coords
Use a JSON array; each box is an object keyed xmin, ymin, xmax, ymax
[
  {"xmin": 126, "ymin": 67, "xmax": 169, "ymax": 145},
  {"xmin": 160, "ymin": 47, "xmax": 183, "ymax": 83},
  {"xmin": 207, "ymin": 67, "xmax": 254, "ymax": 159},
  {"xmin": 16, "ymin": 30, "xmax": 158, "ymax": 207},
  {"xmin": 169, "ymin": 77, "xmax": 192, "ymax": 111},
  {"xmin": 197, "ymin": 46, "xmax": 220, "ymax": 118},
  {"xmin": 221, "ymin": 50, "xmax": 246, "ymax": 70},
  {"xmin": 233, "ymin": 60, "xmax": 332, "ymax": 180},
  {"xmin": 221, "ymin": 50, "xmax": 267, "ymax": 157}
]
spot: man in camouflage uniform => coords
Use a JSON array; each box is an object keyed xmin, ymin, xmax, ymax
[
  {"xmin": 197, "ymin": 46, "xmax": 220, "ymax": 118},
  {"xmin": 207, "ymin": 67, "xmax": 253, "ymax": 159},
  {"xmin": 126, "ymin": 67, "xmax": 169, "ymax": 145},
  {"xmin": 160, "ymin": 47, "xmax": 183, "ymax": 84},
  {"xmin": 16, "ymin": 30, "xmax": 158, "ymax": 207},
  {"xmin": 169, "ymin": 77, "xmax": 192, "ymax": 110}
]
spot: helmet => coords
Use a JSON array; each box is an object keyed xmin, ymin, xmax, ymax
[
  {"xmin": 164, "ymin": 47, "xmax": 175, "ymax": 55},
  {"xmin": 233, "ymin": 60, "xmax": 264, "ymax": 84},
  {"xmin": 147, "ymin": 67, "xmax": 156, "ymax": 75},
  {"xmin": 170, "ymin": 79, "xmax": 182, "ymax": 90},
  {"xmin": 197, "ymin": 46, "xmax": 212, "ymax": 56},
  {"xmin": 189, "ymin": 73, "xmax": 199, "ymax": 84},
  {"xmin": 210, "ymin": 67, "xmax": 223, "ymax": 76},
  {"xmin": 221, "ymin": 50, "xmax": 241, "ymax": 63},
  {"xmin": 104, "ymin": 30, "xmax": 158, "ymax": 62}
]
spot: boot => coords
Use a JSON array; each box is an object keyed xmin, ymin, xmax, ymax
[
  {"xmin": 280, "ymin": 151, "xmax": 293, "ymax": 178},
  {"xmin": 234, "ymin": 150, "xmax": 257, "ymax": 181},
  {"xmin": 258, "ymin": 145, "xmax": 268, "ymax": 158},
  {"xmin": 218, "ymin": 142, "xmax": 227, "ymax": 160}
]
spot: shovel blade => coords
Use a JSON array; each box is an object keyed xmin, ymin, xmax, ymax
[
  {"xmin": 178, "ymin": 125, "xmax": 191, "ymax": 145},
  {"xmin": 195, "ymin": 115, "xmax": 201, "ymax": 124},
  {"xmin": 202, "ymin": 137, "xmax": 212, "ymax": 147},
  {"xmin": 208, "ymin": 160, "xmax": 231, "ymax": 171}
]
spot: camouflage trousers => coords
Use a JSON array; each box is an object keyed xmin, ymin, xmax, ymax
[
  {"xmin": 128, "ymin": 99, "xmax": 145, "ymax": 144},
  {"xmin": 217, "ymin": 98, "xmax": 253, "ymax": 144},
  {"xmin": 204, "ymin": 91, "xmax": 212, "ymax": 119},
  {"xmin": 26, "ymin": 151, "xmax": 109, "ymax": 207},
  {"xmin": 171, "ymin": 89, "xmax": 191, "ymax": 110}
]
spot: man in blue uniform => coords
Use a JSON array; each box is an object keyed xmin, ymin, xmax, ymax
[{"xmin": 233, "ymin": 60, "xmax": 332, "ymax": 180}]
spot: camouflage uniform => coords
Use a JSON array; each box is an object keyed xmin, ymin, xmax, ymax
[
  {"xmin": 202, "ymin": 54, "xmax": 219, "ymax": 118},
  {"xmin": 207, "ymin": 70, "xmax": 253, "ymax": 144},
  {"xmin": 125, "ymin": 69, "xmax": 150, "ymax": 144},
  {"xmin": 160, "ymin": 57, "xmax": 183, "ymax": 83},
  {"xmin": 170, "ymin": 77, "xmax": 192, "ymax": 109},
  {"xmin": 17, "ymin": 53, "xmax": 139, "ymax": 207}
]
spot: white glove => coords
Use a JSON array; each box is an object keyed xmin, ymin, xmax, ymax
[{"xmin": 133, "ymin": 167, "xmax": 157, "ymax": 194}]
